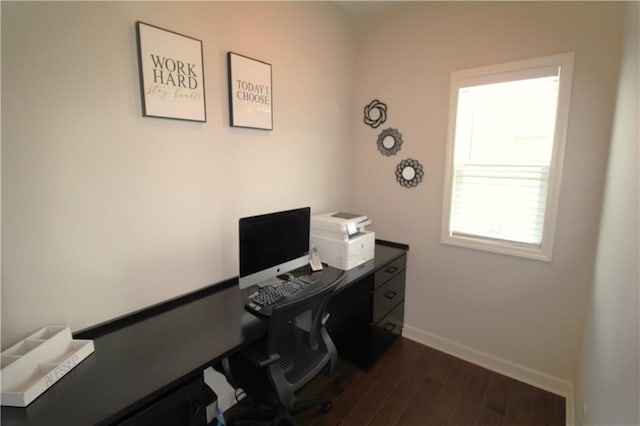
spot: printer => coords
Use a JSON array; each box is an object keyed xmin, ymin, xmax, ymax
[{"xmin": 310, "ymin": 212, "xmax": 375, "ymax": 270}]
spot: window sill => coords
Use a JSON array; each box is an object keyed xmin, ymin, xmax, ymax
[{"xmin": 440, "ymin": 233, "xmax": 552, "ymax": 262}]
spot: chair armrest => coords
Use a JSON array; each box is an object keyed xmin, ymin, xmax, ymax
[{"xmin": 243, "ymin": 351, "xmax": 281, "ymax": 368}]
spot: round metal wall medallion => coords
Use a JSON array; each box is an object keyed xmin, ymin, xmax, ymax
[
  {"xmin": 376, "ymin": 128, "xmax": 403, "ymax": 156},
  {"xmin": 395, "ymin": 158, "xmax": 424, "ymax": 188}
]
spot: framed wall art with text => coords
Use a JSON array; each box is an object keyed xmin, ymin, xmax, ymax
[
  {"xmin": 136, "ymin": 22, "xmax": 206, "ymax": 122},
  {"xmin": 227, "ymin": 52, "xmax": 273, "ymax": 130}
]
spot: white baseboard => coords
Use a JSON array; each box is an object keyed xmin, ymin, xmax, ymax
[{"xmin": 402, "ymin": 325, "xmax": 575, "ymax": 426}]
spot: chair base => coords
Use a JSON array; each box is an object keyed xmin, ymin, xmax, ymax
[{"xmin": 225, "ymin": 396, "xmax": 332, "ymax": 426}]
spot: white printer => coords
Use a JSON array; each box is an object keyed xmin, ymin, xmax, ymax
[{"xmin": 310, "ymin": 212, "xmax": 375, "ymax": 270}]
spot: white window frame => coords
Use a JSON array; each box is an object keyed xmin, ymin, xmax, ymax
[{"xmin": 441, "ymin": 52, "xmax": 574, "ymax": 261}]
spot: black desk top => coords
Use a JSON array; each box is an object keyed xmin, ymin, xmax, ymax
[
  {"xmin": 1, "ymin": 281, "xmax": 267, "ymax": 426},
  {"xmin": 1, "ymin": 241, "xmax": 407, "ymax": 425}
]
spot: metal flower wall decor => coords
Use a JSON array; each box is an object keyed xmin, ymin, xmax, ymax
[
  {"xmin": 395, "ymin": 158, "xmax": 424, "ymax": 188},
  {"xmin": 363, "ymin": 98, "xmax": 425, "ymax": 189},
  {"xmin": 363, "ymin": 99, "xmax": 387, "ymax": 128},
  {"xmin": 376, "ymin": 128, "xmax": 403, "ymax": 156}
]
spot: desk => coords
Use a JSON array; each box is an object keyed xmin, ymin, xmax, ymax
[{"xmin": 1, "ymin": 241, "xmax": 407, "ymax": 425}]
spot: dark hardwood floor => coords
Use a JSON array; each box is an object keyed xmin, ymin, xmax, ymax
[{"xmin": 226, "ymin": 337, "xmax": 566, "ymax": 426}]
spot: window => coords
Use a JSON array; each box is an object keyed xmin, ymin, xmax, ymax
[{"xmin": 441, "ymin": 53, "xmax": 574, "ymax": 261}]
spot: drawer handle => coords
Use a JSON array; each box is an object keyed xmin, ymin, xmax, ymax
[
  {"xmin": 384, "ymin": 323, "xmax": 396, "ymax": 332},
  {"xmin": 384, "ymin": 290, "xmax": 398, "ymax": 299},
  {"xmin": 385, "ymin": 266, "xmax": 399, "ymax": 274}
]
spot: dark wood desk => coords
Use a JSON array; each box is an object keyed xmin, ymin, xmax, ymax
[{"xmin": 1, "ymin": 241, "xmax": 407, "ymax": 425}]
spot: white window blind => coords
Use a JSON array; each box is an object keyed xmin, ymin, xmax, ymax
[
  {"xmin": 451, "ymin": 164, "xmax": 549, "ymax": 246},
  {"xmin": 441, "ymin": 53, "xmax": 574, "ymax": 260}
]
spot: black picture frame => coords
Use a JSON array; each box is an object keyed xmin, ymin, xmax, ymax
[
  {"xmin": 136, "ymin": 22, "xmax": 206, "ymax": 122},
  {"xmin": 227, "ymin": 52, "xmax": 273, "ymax": 130}
]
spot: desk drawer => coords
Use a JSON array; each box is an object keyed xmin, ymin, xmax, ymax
[
  {"xmin": 371, "ymin": 301, "xmax": 404, "ymax": 363},
  {"xmin": 374, "ymin": 255, "xmax": 406, "ymax": 289},
  {"xmin": 373, "ymin": 270, "xmax": 405, "ymax": 324}
]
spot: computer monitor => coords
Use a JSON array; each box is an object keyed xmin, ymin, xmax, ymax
[{"xmin": 238, "ymin": 207, "xmax": 311, "ymax": 289}]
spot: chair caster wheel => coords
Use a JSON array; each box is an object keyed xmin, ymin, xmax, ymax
[{"xmin": 321, "ymin": 401, "xmax": 332, "ymax": 412}]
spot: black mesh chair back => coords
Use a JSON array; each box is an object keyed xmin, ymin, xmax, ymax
[{"xmin": 223, "ymin": 276, "xmax": 342, "ymax": 425}]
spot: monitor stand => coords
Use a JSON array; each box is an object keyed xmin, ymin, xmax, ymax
[{"xmin": 257, "ymin": 276, "xmax": 285, "ymax": 288}]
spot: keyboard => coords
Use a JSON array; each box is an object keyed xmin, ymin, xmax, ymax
[{"xmin": 245, "ymin": 275, "xmax": 318, "ymax": 316}]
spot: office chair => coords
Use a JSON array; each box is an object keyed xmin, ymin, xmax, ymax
[{"xmin": 222, "ymin": 278, "xmax": 341, "ymax": 426}]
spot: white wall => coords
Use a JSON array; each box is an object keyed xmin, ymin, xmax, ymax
[
  {"xmin": 575, "ymin": 2, "xmax": 639, "ymax": 425},
  {"xmin": 351, "ymin": 1, "xmax": 625, "ymax": 395},
  {"xmin": 1, "ymin": 1, "xmax": 356, "ymax": 346}
]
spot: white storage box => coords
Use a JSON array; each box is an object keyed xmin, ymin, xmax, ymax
[
  {"xmin": 1, "ymin": 326, "xmax": 94, "ymax": 407},
  {"xmin": 311, "ymin": 230, "xmax": 375, "ymax": 270}
]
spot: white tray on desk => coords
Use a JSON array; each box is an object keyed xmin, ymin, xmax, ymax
[{"xmin": 1, "ymin": 325, "xmax": 94, "ymax": 407}]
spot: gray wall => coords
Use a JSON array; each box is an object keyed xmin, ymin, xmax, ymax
[
  {"xmin": 575, "ymin": 2, "xmax": 639, "ymax": 425},
  {"xmin": 2, "ymin": 1, "xmax": 356, "ymax": 345},
  {"xmin": 350, "ymin": 1, "xmax": 625, "ymax": 403}
]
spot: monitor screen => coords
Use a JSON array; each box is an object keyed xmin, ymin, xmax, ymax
[{"xmin": 238, "ymin": 207, "xmax": 311, "ymax": 289}]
